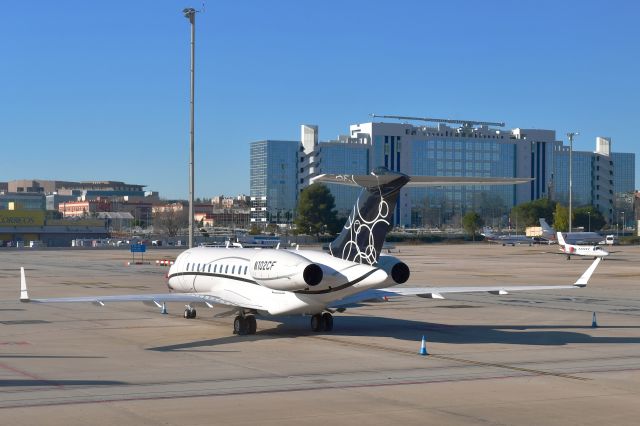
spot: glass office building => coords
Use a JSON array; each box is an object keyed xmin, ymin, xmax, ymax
[
  {"xmin": 317, "ymin": 142, "xmax": 369, "ymax": 216},
  {"xmin": 612, "ymin": 152, "xmax": 636, "ymax": 193},
  {"xmin": 346, "ymin": 122, "xmax": 558, "ymax": 226},
  {"xmin": 249, "ymin": 140, "xmax": 299, "ymax": 224},
  {"xmin": 553, "ymin": 150, "xmax": 595, "ymax": 207},
  {"xmin": 250, "ymin": 123, "xmax": 635, "ymax": 227}
]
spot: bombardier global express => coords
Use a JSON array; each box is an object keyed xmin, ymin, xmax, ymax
[{"xmin": 20, "ymin": 168, "xmax": 602, "ymax": 335}]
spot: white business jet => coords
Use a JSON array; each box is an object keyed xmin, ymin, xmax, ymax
[
  {"xmin": 19, "ymin": 168, "xmax": 602, "ymax": 335},
  {"xmin": 556, "ymin": 231, "xmax": 609, "ymax": 260}
]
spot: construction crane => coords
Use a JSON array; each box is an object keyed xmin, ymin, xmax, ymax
[{"xmin": 370, "ymin": 114, "xmax": 505, "ymax": 128}]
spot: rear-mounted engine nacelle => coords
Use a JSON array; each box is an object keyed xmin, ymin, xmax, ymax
[
  {"xmin": 376, "ymin": 255, "xmax": 410, "ymax": 284},
  {"xmin": 250, "ymin": 250, "xmax": 323, "ymax": 291}
]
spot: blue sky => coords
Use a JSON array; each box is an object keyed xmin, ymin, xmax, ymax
[{"xmin": 2, "ymin": 0, "xmax": 638, "ymax": 199}]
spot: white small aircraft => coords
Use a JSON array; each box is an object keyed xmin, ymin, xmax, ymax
[
  {"xmin": 19, "ymin": 168, "xmax": 602, "ymax": 335},
  {"xmin": 556, "ymin": 231, "xmax": 609, "ymax": 260}
]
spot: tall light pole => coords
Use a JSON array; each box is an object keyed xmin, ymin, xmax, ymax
[
  {"xmin": 588, "ymin": 211, "xmax": 591, "ymax": 232},
  {"xmin": 183, "ymin": 7, "xmax": 197, "ymax": 248},
  {"xmin": 567, "ymin": 132, "xmax": 579, "ymax": 232}
]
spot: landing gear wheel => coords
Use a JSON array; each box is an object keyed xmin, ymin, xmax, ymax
[
  {"xmin": 234, "ymin": 316, "xmax": 248, "ymax": 335},
  {"xmin": 322, "ymin": 312, "xmax": 333, "ymax": 332},
  {"xmin": 311, "ymin": 314, "xmax": 324, "ymax": 332},
  {"xmin": 247, "ymin": 315, "xmax": 257, "ymax": 335},
  {"xmin": 184, "ymin": 307, "xmax": 197, "ymax": 319}
]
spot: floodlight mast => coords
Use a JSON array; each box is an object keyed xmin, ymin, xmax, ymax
[
  {"xmin": 183, "ymin": 7, "xmax": 197, "ymax": 248},
  {"xmin": 567, "ymin": 132, "xmax": 579, "ymax": 233},
  {"xmin": 370, "ymin": 114, "xmax": 505, "ymax": 128}
]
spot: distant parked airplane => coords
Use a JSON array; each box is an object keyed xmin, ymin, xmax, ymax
[
  {"xmin": 481, "ymin": 228, "xmax": 536, "ymax": 246},
  {"xmin": 540, "ymin": 218, "xmax": 603, "ymax": 245}
]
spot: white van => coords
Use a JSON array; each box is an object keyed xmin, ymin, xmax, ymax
[{"xmin": 605, "ymin": 235, "xmax": 617, "ymax": 245}]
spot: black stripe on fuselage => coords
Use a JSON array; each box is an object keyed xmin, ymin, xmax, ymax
[
  {"xmin": 168, "ymin": 272, "xmax": 258, "ymax": 285},
  {"xmin": 292, "ymin": 268, "xmax": 382, "ymax": 295},
  {"xmin": 168, "ymin": 268, "xmax": 382, "ymax": 295}
]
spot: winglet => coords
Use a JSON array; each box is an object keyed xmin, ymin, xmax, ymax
[
  {"xmin": 574, "ymin": 257, "xmax": 602, "ymax": 287},
  {"xmin": 20, "ymin": 267, "xmax": 30, "ymax": 302}
]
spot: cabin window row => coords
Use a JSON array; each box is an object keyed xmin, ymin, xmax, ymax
[{"xmin": 186, "ymin": 263, "xmax": 248, "ymax": 276}]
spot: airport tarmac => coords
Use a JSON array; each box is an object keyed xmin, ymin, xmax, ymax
[{"xmin": 1, "ymin": 244, "xmax": 639, "ymax": 425}]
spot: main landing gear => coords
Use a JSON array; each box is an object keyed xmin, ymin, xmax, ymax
[
  {"xmin": 184, "ymin": 306, "xmax": 197, "ymax": 319},
  {"xmin": 233, "ymin": 315, "xmax": 257, "ymax": 335},
  {"xmin": 310, "ymin": 312, "xmax": 333, "ymax": 332}
]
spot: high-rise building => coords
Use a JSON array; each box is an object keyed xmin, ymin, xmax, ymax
[
  {"xmin": 249, "ymin": 140, "xmax": 299, "ymax": 224},
  {"xmin": 553, "ymin": 137, "xmax": 635, "ymax": 223}
]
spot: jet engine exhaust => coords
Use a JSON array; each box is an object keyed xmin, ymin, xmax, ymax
[{"xmin": 303, "ymin": 264, "xmax": 323, "ymax": 286}]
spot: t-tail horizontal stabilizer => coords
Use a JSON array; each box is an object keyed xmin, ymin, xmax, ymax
[{"xmin": 311, "ymin": 167, "xmax": 531, "ymax": 266}]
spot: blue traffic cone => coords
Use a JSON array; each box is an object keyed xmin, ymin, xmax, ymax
[
  {"xmin": 591, "ymin": 312, "xmax": 598, "ymax": 328},
  {"xmin": 161, "ymin": 302, "xmax": 168, "ymax": 315},
  {"xmin": 419, "ymin": 335, "xmax": 428, "ymax": 356}
]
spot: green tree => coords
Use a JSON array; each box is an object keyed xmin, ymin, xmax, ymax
[
  {"xmin": 553, "ymin": 203, "xmax": 570, "ymax": 232},
  {"xmin": 573, "ymin": 206, "xmax": 606, "ymax": 232},
  {"xmin": 295, "ymin": 184, "xmax": 340, "ymax": 236},
  {"xmin": 462, "ymin": 211, "xmax": 484, "ymax": 241},
  {"xmin": 510, "ymin": 198, "xmax": 556, "ymax": 228}
]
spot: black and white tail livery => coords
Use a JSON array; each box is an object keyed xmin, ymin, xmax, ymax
[{"xmin": 325, "ymin": 168, "xmax": 408, "ymax": 265}]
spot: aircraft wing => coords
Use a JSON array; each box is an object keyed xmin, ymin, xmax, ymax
[
  {"xmin": 18, "ymin": 268, "xmax": 264, "ymax": 310},
  {"xmin": 312, "ymin": 173, "xmax": 532, "ymax": 188},
  {"xmin": 330, "ymin": 258, "xmax": 600, "ymax": 308},
  {"xmin": 404, "ymin": 176, "xmax": 532, "ymax": 187}
]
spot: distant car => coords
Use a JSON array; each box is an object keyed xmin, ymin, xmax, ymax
[{"xmin": 604, "ymin": 235, "xmax": 617, "ymax": 245}]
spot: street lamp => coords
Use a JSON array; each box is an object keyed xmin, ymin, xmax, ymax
[
  {"xmin": 587, "ymin": 211, "xmax": 591, "ymax": 232},
  {"xmin": 183, "ymin": 7, "xmax": 198, "ymax": 248},
  {"xmin": 567, "ymin": 132, "xmax": 579, "ymax": 232}
]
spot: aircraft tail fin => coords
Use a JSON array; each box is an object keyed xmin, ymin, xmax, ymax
[
  {"xmin": 20, "ymin": 267, "xmax": 30, "ymax": 302},
  {"xmin": 556, "ymin": 231, "xmax": 567, "ymax": 247},
  {"xmin": 318, "ymin": 167, "xmax": 409, "ymax": 265},
  {"xmin": 540, "ymin": 218, "xmax": 555, "ymax": 239}
]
